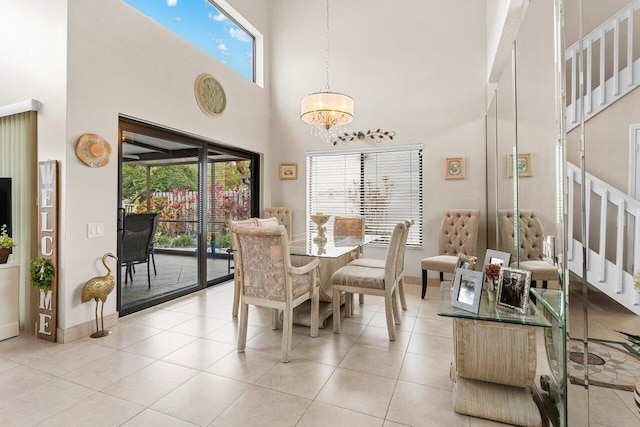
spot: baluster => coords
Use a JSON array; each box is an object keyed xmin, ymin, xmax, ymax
[
  {"xmin": 628, "ymin": 8, "xmax": 634, "ymax": 87},
  {"xmin": 616, "ymin": 199, "xmax": 625, "ymax": 293},
  {"xmin": 598, "ymin": 189, "xmax": 608, "ymax": 282},
  {"xmin": 586, "ymin": 39, "xmax": 592, "ymax": 114},
  {"xmin": 600, "ymin": 29, "xmax": 606, "ymax": 105},
  {"xmin": 614, "ymin": 20, "xmax": 620, "ymax": 96},
  {"xmin": 585, "ymin": 178, "xmax": 592, "ymax": 271},
  {"xmin": 567, "ymin": 169, "xmax": 575, "ymax": 261},
  {"xmin": 571, "ymin": 48, "xmax": 577, "ymax": 124}
]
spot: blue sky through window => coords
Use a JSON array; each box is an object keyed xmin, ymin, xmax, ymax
[{"xmin": 123, "ymin": 0, "xmax": 254, "ymax": 81}]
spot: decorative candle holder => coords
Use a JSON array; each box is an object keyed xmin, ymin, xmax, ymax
[{"xmin": 310, "ymin": 214, "xmax": 330, "ymax": 244}]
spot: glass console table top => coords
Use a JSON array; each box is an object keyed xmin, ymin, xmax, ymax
[
  {"xmin": 289, "ymin": 233, "xmax": 380, "ymax": 258},
  {"xmin": 438, "ymin": 283, "xmax": 552, "ymax": 328},
  {"xmin": 530, "ymin": 288, "xmax": 564, "ymax": 325}
]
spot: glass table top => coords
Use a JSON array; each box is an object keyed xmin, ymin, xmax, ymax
[
  {"xmin": 289, "ymin": 233, "xmax": 380, "ymax": 258},
  {"xmin": 437, "ymin": 283, "xmax": 552, "ymax": 328}
]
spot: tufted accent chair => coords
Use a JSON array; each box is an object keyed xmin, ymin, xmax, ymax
[
  {"xmin": 420, "ymin": 210, "xmax": 480, "ymax": 299},
  {"xmin": 264, "ymin": 207, "xmax": 293, "ymax": 237},
  {"xmin": 498, "ymin": 209, "xmax": 558, "ymax": 288}
]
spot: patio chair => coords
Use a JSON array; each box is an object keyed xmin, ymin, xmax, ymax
[
  {"xmin": 233, "ymin": 225, "xmax": 320, "ymax": 362},
  {"xmin": 121, "ymin": 212, "xmax": 159, "ymax": 289}
]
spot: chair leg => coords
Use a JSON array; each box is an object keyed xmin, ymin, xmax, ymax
[
  {"xmin": 151, "ymin": 251, "xmax": 157, "ymax": 275},
  {"xmin": 281, "ymin": 308, "xmax": 293, "ymax": 363},
  {"xmin": 421, "ymin": 270, "xmax": 428, "ymax": 299},
  {"xmin": 232, "ymin": 276, "xmax": 241, "ymax": 318},
  {"xmin": 398, "ymin": 276, "xmax": 407, "ymax": 310},
  {"xmin": 147, "ymin": 261, "xmax": 151, "ymax": 289},
  {"xmin": 310, "ymin": 290, "xmax": 319, "ymax": 338},
  {"xmin": 271, "ymin": 308, "xmax": 279, "ymax": 330},
  {"xmin": 345, "ymin": 293, "xmax": 353, "ymax": 318},
  {"xmin": 237, "ymin": 302, "xmax": 249, "ymax": 353},
  {"xmin": 359, "ymin": 294, "xmax": 364, "ymax": 304},
  {"xmin": 440, "ymin": 272, "xmax": 444, "ymax": 282},
  {"xmin": 383, "ymin": 293, "xmax": 396, "ymax": 341},
  {"xmin": 542, "ymin": 280, "xmax": 548, "ymax": 289},
  {"xmin": 392, "ymin": 289, "xmax": 401, "ymax": 325},
  {"xmin": 333, "ymin": 290, "xmax": 341, "ymax": 334}
]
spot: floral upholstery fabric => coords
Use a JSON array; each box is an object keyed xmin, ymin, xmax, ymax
[
  {"xmin": 333, "ymin": 216, "xmax": 365, "ymax": 237},
  {"xmin": 239, "ymin": 233, "xmax": 288, "ymax": 301},
  {"xmin": 331, "ymin": 264, "xmax": 386, "ymax": 290}
]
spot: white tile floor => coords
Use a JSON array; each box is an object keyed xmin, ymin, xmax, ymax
[{"xmin": 0, "ymin": 279, "xmax": 636, "ymax": 426}]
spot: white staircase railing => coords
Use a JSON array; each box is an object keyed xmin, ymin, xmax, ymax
[
  {"xmin": 567, "ymin": 161, "xmax": 640, "ymax": 315},
  {"xmin": 565, "ymin": 0, "xmax": 640, "ymax": 132}
]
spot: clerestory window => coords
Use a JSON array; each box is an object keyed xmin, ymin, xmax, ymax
[{"xmin": 123, "ymin": 0, "xmax": 257, "ymax": 82}]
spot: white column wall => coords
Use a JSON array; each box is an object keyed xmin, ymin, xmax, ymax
[{"xmin": 269, "ymin": 0, "xmax": 488, "ymax": 277}]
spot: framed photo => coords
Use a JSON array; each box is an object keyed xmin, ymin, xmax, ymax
[
  {"xmin": 444, "ymin": 157, "xmax": 465, "ymax": 180},
  {"xmin": 279, "ymin": 163, "xmax": 297, "ymax": 180},
  {"xmin": 451, "ymin": 269, "xmax": 484, "ymax": 313},
  {"xmin": 507, "ymin": 153, "xmax": 533, "ymax": 177},
  {"xmin": 483, "ymin": 249, "xmax": 511, "ymax": 270},
  {"xmin": 496, "ymin": 267, "xmax": 532, "ymax": 313},
  {"xmin": 451, "ymin": 253, "xmax": 477, "ymax": 284}
]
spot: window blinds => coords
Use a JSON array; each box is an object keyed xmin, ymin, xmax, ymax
[{"xmin": 306, "ymin": 144, "xmax": 423, "ymax": 247}]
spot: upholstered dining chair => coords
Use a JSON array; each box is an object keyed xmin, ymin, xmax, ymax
[
  {"xmin": 420, "ymin": 210, "xmax": 480, "ymax": 299},
  {"xmin": 498, "ymin": 209, "xmax": 558, "ymax": 289},
  {"xmin": 233, "ymin": 225, "xmax": 320, "ymax": 362},
  {"xmin": 333, "ymin": 216, "xmax": 366, "ymax": 304},
  {"xmin": 348, "ymin": 220, "xmax": 413, "ymax": 310},
  {"xmin": 257, "ymin": 217, "xmax": 280, "ymax": 227},
  {"xmin": 263, "ymin": 207, "xmax": 292, "ymax": 237},
  {"xmin": 331, "ymin": 221, "xmax": 406, "ymax": 341},
  {"xmin": 229, "ymin": 218, "xmax": 258, "ymax": 317}
]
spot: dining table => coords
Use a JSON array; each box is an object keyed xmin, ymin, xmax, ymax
[{"xmin": 288, "ymin": 231, "xmax": 380, "ymax": 327}]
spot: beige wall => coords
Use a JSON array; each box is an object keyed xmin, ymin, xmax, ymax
[
  {"xmin": 1, "ymin": 0, "xmax": 272, "ymax": 333},
  {"xmin": 269, "ymin": 0, "xmax": 488, "ymax": 277}
]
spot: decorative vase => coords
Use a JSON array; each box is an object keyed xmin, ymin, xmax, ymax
[
  {"xmin": 310, "ymin": 214, "xmax": 330, "ymax": 244},
  {"xmin": 0, "ymin": 248, "xmax": 10, "ymax": 264}
]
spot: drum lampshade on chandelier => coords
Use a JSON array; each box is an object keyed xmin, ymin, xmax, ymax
[{"xmin": 300, "ymin": 0, "xmax": 354, "ymax": 143}]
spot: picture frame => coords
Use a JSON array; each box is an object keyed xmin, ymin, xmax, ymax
[
  {"xmin": 482, "ymin": 249, "xmax": 511, "ymax": 289},
  {"xmin": 451, "ymin": 253, "xmax": 477, "ymax": 284},
  {"xmin": 279, "ymin": 163, "xmax": 297, "ymax": 180},
  {"xmin": 482, "ymin": 249, "xmax": 511, "ymax": 270},
  {"xmin": 496, "ymin": 267, "xmax": 532, "ymax": 313},
  {"xmin": 444, "ymin": 157, "xmax": 465, "ymax": 180},
  {"xmin": 451, "ymin": 269, "xmax": 484, "ymax": 313},
  {"xmin": 507, "ymin": 153, "xmax": 533, "ymax": 177}
]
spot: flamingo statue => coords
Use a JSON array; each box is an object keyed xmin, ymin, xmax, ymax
[{"xmin": 81, "ymin": 253, "xmax": 117, "ymax": 338}]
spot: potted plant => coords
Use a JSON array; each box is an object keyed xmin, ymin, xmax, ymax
[
  {"xmin": 0, "ymin": 224, "xmax": 16, "ymax": 264},
  {"xmin": 30, "ymin": 256, "xmax": 54, "ymax": 292},
  {"xmin": 484, "ymin": 263, "xmax": 501, "ymax": 302}
]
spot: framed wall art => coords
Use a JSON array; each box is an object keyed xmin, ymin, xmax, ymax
[
  {"xmin": 507, "ymin": 153, "xmax": 533, "ymax": 177},
  {"xmin": 279, "ymin": 163, "xmax": 297, "ymax": 180},
  {"xmin": 444, "ymin": 157, "xmax": 465, "ymax": 180}
]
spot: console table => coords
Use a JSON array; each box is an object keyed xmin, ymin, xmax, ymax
[
  {"xmin": 438, "ymin": 283, "xmax": 551, "ymax": 426},
  {"xmin": 0, "ymin": 262, "xmax": 19, "ymax": 341}
]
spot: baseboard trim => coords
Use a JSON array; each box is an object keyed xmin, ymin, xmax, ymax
[{"xmin": 56, "ymin": 312, "xmax": 119, "ymax": 343}]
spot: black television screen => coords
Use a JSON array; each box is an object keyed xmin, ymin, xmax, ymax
[{"xmin": 0, "ymin": 178, "xmax": 11, "ymax": 236}]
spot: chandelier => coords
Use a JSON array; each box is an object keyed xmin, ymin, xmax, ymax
[{"xmin": 300, "ymin": 0, "xmax": 354, "ymax": 143}]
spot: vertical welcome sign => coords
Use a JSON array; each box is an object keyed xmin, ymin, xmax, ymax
[{"xmin": 37, "ymin": 161, "xmax": 58, "ymax": 342}]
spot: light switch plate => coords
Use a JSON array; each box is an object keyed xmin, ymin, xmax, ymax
[{"xmin": 88, "ymin": 223, "xmax": 104, "ymax": 238}]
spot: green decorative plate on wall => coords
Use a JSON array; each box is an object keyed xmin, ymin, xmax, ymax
[{"xmin": 195, "ymin": 73, "xmax": 226, "ymax": 117}]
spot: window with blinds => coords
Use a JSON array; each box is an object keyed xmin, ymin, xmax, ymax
[{"xmin": 306, "ymin": 144, "xmax": 423, "ymax": 247}]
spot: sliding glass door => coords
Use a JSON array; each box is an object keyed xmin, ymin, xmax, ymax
[{"xmin": 118, "ymin": 117, "xmax": 258, "ymax": 315}]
